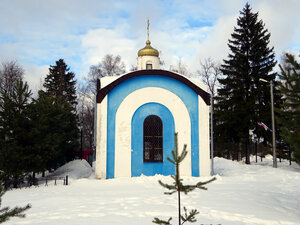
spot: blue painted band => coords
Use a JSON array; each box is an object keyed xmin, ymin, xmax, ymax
[
  {"xmin": 106, "ymin": 75, "xmax": 199, "ymax": 178},
  {"xmin": 131, "ymin": 103, "xmax": 175, "ymax": 176}
]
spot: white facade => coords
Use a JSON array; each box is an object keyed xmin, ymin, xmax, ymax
[
  {"xmin": 95, "ymin": 70, "xmax": 211, "ymax": 179},
  {"xmin": 137, "ymin": 55, "xmax": 160, "ymax": 70},
  {"xmin": 95, "ymin": 36, "xmax": 211, "ymax": 179}
]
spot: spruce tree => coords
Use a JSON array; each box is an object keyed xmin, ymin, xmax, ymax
[
  {"xmin": 153, "ymin": 133, "xmax": 215, "ymax": 225},
  {"xmin": 215, "ymin": 3, "xmax": 276, "ymax": 162},
  {"xmin": 0, "ymin": 183, "xmax": 31, "ymax": 223},
  {"xmin": 43, "ymin": 59, "xmax": 79, "ymax": 163},
  {"xmin": 28, "ymin": 91, "xmax": 62, "ymax": 173},
  {"xmin": 44, "ymin": 59, "xmax": 77, "ymax": 109},
  {"xmin": 29, "ymin": 91, "xmax": 79, "ymax": 170},
  {"xmin": 0, "ymin": 80, "xmax": 33, "ymax": 188},
  {"xmin": 278, "ymin": 53, "xmax": 300, "ymax": 164}
]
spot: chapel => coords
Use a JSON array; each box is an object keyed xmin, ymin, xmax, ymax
[{"xmin": 95, "ymin": 21, "xmax": 211, "ymax": 179}]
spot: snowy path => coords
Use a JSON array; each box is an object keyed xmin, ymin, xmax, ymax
[{"xmin": 2, "ymin": 157, "xmax": 300, "ymax": 225}]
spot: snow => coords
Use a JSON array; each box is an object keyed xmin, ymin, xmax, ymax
[
  {"xmin": 2, "ymin": 156, "xmax": 300, "ymax": 225},
  {"xmin": 49, "ymin": 159, "xmax": 92, "ymax": 179}
]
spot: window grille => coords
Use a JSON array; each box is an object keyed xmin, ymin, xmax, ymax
[
  {"xmin": 143, "ymin": 115, "xmax": 163, "ymax": 162},
  {"xmin": 146, "ymin": 64, "xmax": 152, "ymax": 70}
]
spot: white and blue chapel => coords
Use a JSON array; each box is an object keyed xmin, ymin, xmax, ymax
[{"xmin": 95, "ymin": 36, "xmax": 211, "ymax": 179}]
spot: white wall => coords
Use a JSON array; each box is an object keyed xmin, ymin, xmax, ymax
[
  {"xmin": 95, "ymin": 96, "xmax": 107, "ymax": 179},
  {"xmin": 198, "ymin": 95, "xmax": 211, "ymax": 176},
  {"xmin": 114, "ymin": 87, "xmax": 191, "ymax": 178},
  {"xmin": 95, "ymin": 74, "xmax": 211, "ymax": 179},
  {"xmin": 137, "ymin": 55, "xmax": 160, "ymax": 70}
]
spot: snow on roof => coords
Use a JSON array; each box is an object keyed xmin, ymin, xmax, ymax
[{"xmin": 100, "ymin": 75, "xmax": 121, "ymax": 89}]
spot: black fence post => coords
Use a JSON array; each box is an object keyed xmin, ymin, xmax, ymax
[
  {"xmin": 43, "ymin": 176, "xmax": 69, "ymax": 186},
  {"xmin": 289, "ymin": 148, "xmax": 292, "ymax": 166}
]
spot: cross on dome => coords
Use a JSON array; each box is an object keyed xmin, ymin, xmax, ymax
[{"xmin": 137, "ymin": 18, "xmax": 159, "ymax": 57}]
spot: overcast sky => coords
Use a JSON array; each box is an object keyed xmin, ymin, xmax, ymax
[{"xmin": 0, "ymin": 0, "xmax": 299, "ymax": 92}]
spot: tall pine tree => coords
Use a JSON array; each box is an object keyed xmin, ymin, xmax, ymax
[
  {"xmin": 278, "ymin": 53, "xmax": 300, "ymax": 164},
  {"xmin": 0, "ymin": 80, "xmax": 33, "ymax": 188},
  {"xmin": 43, "ymin": 59, "xmax": 79, "ymax": 163},
  {"xmin": 215, "ymin": 3, "xmax": 276, "ymax": 163},
  {"xmin": 29, "ymin": 91, "xmax": 79, "ymax": 171},
  {"xmin": 44, "ymin": 59, "xmax": 77, "ymax": 109}
]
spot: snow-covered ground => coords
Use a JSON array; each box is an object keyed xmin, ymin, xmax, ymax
[{"xmin": 2, "ymin": 156, "xmax": 300, "ymax": 225}]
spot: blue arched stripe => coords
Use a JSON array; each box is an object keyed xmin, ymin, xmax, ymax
[
  {"xmin": 106, "ymin": 75, "xmax": 199, "ymax": 178},
  {"xmin": 131, "ymin": 103, "xmax": 175, "ymax": 176}
]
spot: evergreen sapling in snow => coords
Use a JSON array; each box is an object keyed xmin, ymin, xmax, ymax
[
  {"xmin": 0, "ymin": 183, "xmax": 31, "ymax": 223},
  {"xmin": 153, "ymin": 133, "xmax": 216, "ymax": 225}
]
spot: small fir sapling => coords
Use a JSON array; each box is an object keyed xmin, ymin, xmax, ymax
[
  {"xmin": 153, "ymin": 133, "xmax": 216, "ymax": 225},
  {"xmin": 0, "ymin": 184, "xmax": 31, "ymax": 223}
]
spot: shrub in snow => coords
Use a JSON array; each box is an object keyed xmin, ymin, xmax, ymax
[
  {"xmin": 153, "ymin": 133, "xmax": 216, "ymax": 225},
  {"xmin": 0, "ymin": 183, "xmax": 31, "ymax": 223}
]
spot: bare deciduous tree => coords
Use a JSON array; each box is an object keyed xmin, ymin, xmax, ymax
[
  {"xmin": 86, "ymin": 54, "xmax": 126, "ymax": 94},
  {"xmin": 130, "ymin": 65, "xmax": 138, "ymax": 72},
  {"xmin": 158, "ymin": 51, "xmax": 165, "ymax": 67},
  {"xmin": 77, "ymin": 83, "xmax": 95, "ymax": 150},
  {"xmin": 170, "ymin": 59, "xmax": 190, "ymax": 76},
  {"xmin": 102, "ymin": 54, "xmax": 126, "ymax": 76},
  {"xmin": 79, "ymin": 54, "xmax": 126, "ymax": 155},
  {"xmin": 197, "ymin": 58, "xmax": 222, "ymax": 96},
  {"xmin": 0, "ymin": 61, "xmax": 24, "ymax": 94}
]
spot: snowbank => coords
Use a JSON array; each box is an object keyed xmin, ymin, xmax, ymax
[
  {"xmin": 2, "ymin": 156, "xmax": 300, "ymax": 225},
  {"xmin": 49, "ymin": 159, "xmax": 93, "ymax": 179}
]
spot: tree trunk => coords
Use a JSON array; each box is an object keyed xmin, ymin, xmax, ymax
[
  {"xmin": 245, "ymin": 140, "xmax": 250, "ymax": 164},
  {"xmin": 255, "ymin": 141, "xmax": 258, "ymax": 163},
  {"xmin": 178, "ymin": 187, "xmax": 181, "ymax": 225},
  {"xmin": 238, "ymin": 142, "xmax": 242, "ymax": 161}
]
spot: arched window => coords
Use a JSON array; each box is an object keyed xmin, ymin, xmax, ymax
[
  {"xmin": 146, "ymin": 60, "xmax": 153, "ymax": 70},
  {"xmin": 143, "ymin": 115, "xmax": 163, "ymax": 162},
  {"xmin": 146, "ymin": 63, "xmax": 152, "ymax": 70}
]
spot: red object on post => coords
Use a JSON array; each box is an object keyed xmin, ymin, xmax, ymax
[{"xmin": 82, "ymin": 149, "xmax": 93, "ymax": 166}]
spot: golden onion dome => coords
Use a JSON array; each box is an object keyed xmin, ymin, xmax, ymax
[{"xmin": 138, "ymin": 40, "xmax": 159, "ymax": 57}]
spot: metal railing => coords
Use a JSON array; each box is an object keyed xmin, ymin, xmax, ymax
[
  {"xmin": 26, "ymin": 175, "xmax": 69, "ymax": 187},
  {"xmin": 43, "ymin": 175, "xmax": 69, "ymax": 186}
]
